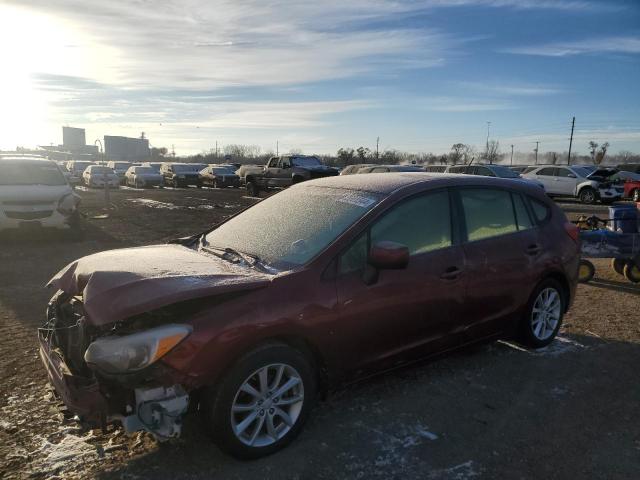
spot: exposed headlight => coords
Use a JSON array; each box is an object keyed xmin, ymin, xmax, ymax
[{"xmin": 84, "ymin": 324, "xmax": 191, "ymax": 373}]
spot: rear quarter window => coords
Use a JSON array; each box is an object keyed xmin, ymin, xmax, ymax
[
  {"xmin": 528, "ymin": 197, "xmax": 551, "ymax": 223},
  {"xmin": 460, "ymin": 188, "xmax": 518, "ymax": 241}
]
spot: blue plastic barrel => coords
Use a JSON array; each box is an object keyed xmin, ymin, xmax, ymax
[{"xmin": 608, "ymin": 204, "xmax": 639, "ymax": 233}]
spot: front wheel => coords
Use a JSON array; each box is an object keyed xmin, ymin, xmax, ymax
[
  {"xmin": 579, "ymin": 187, "xmax": 596, "ymax": 204},
  {"xmin": 578, "ymin": 259, "xmax": 595, "ymax": 283},
  {"xmin": 611, "ymin": 258, "xmax": 626, "ymax": 276},
  {"xmin": 246, "ymin": 180, "xmax": 259, "ymax": 197},
  {"xmin": 520, "ymin": 279, "xmax": 565, "ymax": 348},
  {"xmin": 203, "ymin": 343, "xmax": 317, "ymax": 459}
]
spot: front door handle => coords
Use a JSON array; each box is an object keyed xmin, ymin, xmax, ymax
[
  {"xmin": 526, "ymin": 244, "xmax": 541, "ymax": 256},
  {"xmin": 440, "ymin": 266, "xmax": 462, "ymax": 280}
]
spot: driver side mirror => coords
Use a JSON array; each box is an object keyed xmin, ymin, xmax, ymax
[{"xmin": 363, "ymin": 241, "xmax": 410, "ymax": 285}]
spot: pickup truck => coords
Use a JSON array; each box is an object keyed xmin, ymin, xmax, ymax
[{"xmin": 244, "ymin": 155, "xmax": 339, "ymax": 196}]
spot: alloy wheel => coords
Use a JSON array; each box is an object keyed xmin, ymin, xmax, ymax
[
  {"xmin": 230, "ymin": 363, "xmax": 304, "ymax": 447},
  {"xmin": 531, "ymin": 288, "xmax": 561, "ymax": 340}
]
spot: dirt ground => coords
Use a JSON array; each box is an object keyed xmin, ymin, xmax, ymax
[{"xmin": 0, "ymin": 186, "xmax": 638, "ymax": 480}]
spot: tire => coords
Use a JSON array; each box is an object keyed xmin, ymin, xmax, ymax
[
  {"xmin": 632, "ymin": 189, "xmax": 640, "ymax": 202},
  {"xmin": 203, "ymin": 343, "xmax": 317, "ymax": 459},
  {"xmin": 578, "ymin": 259, "xmax": 595, "ymax": 283},
  {"xmin": 579, "ymin": 187, "xmax": 596, "ymax": 204},
  {"xmin": 247, "ymin": 180, "xmax": 259, "ymax": 197},
  {"xmin": 520, "ymin": 279, "xmax": 566, "ymax": 348},
  {"xmin": 611, "ymin": 258, "xmax": 627, "ymax": 276},
  {"xmin": 623, "ymin": 261, "xmax": 640, "ymax": 283}
]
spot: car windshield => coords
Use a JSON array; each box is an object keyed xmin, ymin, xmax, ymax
[
  {"xmin": 291, "ymin": 156, "xmax": 321, "ymax": 167},
  {"xmin": 134, "ymin": 167, "xmax": 155, "ymax": 174},
  {"xmin": 212, "ymin": 168, "xmax": 233, "ymax": 174},
  {"xmin": 490, "ymin": 165, "xmax": 520, "ymax": 178},
  {"xmin": 203, "ymin": 186, "xmax": 382, "ymax": 269},
  {"xmin": 0, "ymin": 161, "xmax": 67, "ymax": 186},
  {"xmin": 171, "ymin": 164, "xmax": 193, "ymax": 173},
  {"xmin": 90, "ymin": 166, "xmax": 114, "ymax": 174},
  {"xmin": 572, "ymin": 167, "xmax": 592, "ymax": 177}
]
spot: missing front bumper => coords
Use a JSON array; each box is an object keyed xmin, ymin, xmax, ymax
[{"xmin": 114, "ymin": 385, "xmax": 189, "ymax": 440}]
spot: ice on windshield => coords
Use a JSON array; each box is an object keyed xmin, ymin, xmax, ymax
[
  {"xmin": 0, "ymin": 161, "xmax": 67, "ymax": 186},
  {"xmin": 204, "ymin": 186, "xmax": 382, "ymax": 268}
]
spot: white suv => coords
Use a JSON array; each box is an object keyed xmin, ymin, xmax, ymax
[
  {"xmin": 0, "ymin": 156, "xmax": 81, "ymax": 230},
  {"xmin": 522, "ymin": 165, "xmax": 623, "ymax": 204}
]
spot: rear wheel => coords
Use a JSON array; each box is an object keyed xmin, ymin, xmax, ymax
[
  {"xmin": 203, "ymin": 343, "xmax": 316, "ymax": 459},
  {"xmin": 611, "ymin": 258, "xmax": 627, "ymax": 276},
  {"xmin": 520, "ymin": 279, "xmax": 565, "ymax": 348},
  {"xmin": 579, "ymin": 187, "xmax": 596, "ymax": 204},
  {"xmin": 578, "ymin": 259, "xmax": 595, "ymax": 283},
  {"xmin": 624, "ymin": 262, "xmax": 640, "ymax": 283}
]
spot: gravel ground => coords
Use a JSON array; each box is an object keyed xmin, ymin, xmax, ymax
[{"xmin": 0, "ymin": 186, "xmax": 638, "ymax": 480}]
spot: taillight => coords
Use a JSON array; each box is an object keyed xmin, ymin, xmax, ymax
[{"xmin": 564, "ymin": 222, "xmax": 580, "ymax": 243}]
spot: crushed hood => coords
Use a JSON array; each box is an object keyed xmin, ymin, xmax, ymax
[{"xmin": 48, "ymin": 244, "xmax": 274, "ymax": 326}]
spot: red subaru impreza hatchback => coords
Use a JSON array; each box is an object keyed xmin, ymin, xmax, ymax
[{"xmin": 39, "ymin": 173, "xmax": 580, "ymax": 458}]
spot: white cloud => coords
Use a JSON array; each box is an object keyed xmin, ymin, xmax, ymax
[
  {"xmin": 457, "ymin": 81, "xmax": 563, "ymax": 96},
  {"xmin": 502, "ymin": 36, "xmax": 640, "ymax": 57},
  {"xmin": 420, "ymin": 96, "xmax": 514, "ymax": 112}
]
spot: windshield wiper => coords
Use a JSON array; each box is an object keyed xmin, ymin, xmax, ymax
[{"xmin": 200, "ymin": 245, "xmax": 266, "ymax": 270}]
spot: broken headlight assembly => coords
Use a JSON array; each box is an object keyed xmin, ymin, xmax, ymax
[{"xmin": 84, "ymin": 324, "xmax": 191, "ymax": 374}]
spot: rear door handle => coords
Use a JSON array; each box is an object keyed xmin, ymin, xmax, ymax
[
  {"xmin": 526, "ymin": 244, "xmax": 541, "ymax": 256},
  {"xmin": 440, "ymin": 266, "xmax": 462, "ymax": 280}
]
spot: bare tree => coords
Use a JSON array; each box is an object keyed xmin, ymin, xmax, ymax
[
  {"xmin": 595, "ymin": 142, "xmax": 609, "ymax": 165},
  {"xmin": 485, "ymin": 140, "xmax": 500, "ymax": 164},
  {"xmin": 449, "ymin": 143, "xmax": 465, "ymax": 165},
  {"xmin": 337, "ymin": 148, "xmax": 355, "ymax": 166},
  {"xmin": 544, "ymin": 151, "xmax": 559, "ymax": 165},
  {"xmin": 356, "ymin": 146, "xmax": 371, "ymax": 161},
  {"xmin": 462, "ymin": 145, "xmax": 476, "ymax": 165}
]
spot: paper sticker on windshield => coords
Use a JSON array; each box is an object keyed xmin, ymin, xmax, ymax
[{"xmin": 337, "ymin": 193, "xmax": 376, "ymax": 208}]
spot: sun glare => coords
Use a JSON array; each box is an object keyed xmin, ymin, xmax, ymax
[{"xmin": 0, "ymin": 5, "xmax": 114, "ymax": 149}]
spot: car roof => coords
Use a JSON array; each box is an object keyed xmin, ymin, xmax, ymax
[{"xmin": 302, "ymin": 172, "xmax": 536, "ymax": 195}]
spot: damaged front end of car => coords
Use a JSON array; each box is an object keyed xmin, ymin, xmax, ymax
[{"xmin": 38, "ymin": 291, "xmax": 192, "ymax": 440}]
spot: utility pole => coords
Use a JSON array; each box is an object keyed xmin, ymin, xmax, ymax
[
  {"xmin": 376, "ymin": 136, "xmax": 379, "ymax": 161},
  {"xmin": 215, "ymin": 140, "xmax": 218, "ymax": 159},
  {"xmin": 276, "ymin": 140, "xmax": 279, "ymax": 156},
  {"xmin": 567, "ymin": 116, "xmax": 575, "ymax": 165},
  {"xmin": 485, "ymin": 121, "xmax": 491, "ymax": 159},
  {"xmin": 510, "ymin": 144, "xmax": 514, "ymax": 166},
  {"xmin": 534, "ymin": 141, "xmax": 539, "ymax": 165}
]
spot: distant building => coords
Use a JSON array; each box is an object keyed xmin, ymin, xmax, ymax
[
  {"xmin": 62, "ymin": 126, "xmax": 86, "ymax": 149},
  {"xmin": 104, "ymin": 135, "xmax": 150, "ymax": 161},
  {"xmin": 39, "ymin": 126, "xmax": 99, "ymax": 161}
]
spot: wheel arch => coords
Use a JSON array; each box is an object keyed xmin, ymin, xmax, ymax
[{"xmin": 538, "ymin": 270, "xmax": 572, "ymax": 313}]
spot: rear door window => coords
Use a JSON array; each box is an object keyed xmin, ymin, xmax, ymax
[
  {"xmin": 460, "ymin": 188, "xmax": 518, "ymax": 241},
  {"xmin": 536, "ymin": 167, "xmax": 556, "ymax": 176}
]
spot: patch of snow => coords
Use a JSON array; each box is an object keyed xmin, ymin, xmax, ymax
[
  {"xmin": 531, "ymin": 335, "xmax": 586, "ymax": 356},
  {"xmin": 416, "ymin": 427, "xmax": 439, "ymax": 441},
  {"xmin": 29, "ymin": 432, "xmax": 99, "ymax": 475},
  {"xmin": 428, "ymin": 461, "xmax": 481, "ymax": 479},
  {"xmin": 127, "ymin": 198, "xmax": 180, "ymax": 210}
]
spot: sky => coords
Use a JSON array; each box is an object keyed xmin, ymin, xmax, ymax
[{"xmin": 0, "ymin": 0, "xmax": 639, "ymax": 157}]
